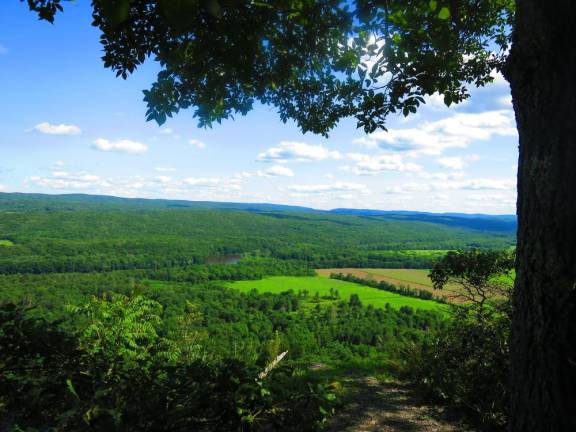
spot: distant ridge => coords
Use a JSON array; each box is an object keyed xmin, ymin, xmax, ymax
[
  {"xmin": 0, "ymin": 192, "xmax": 516, "ymax": 233},
  {"xmin": 329, "ymin": 208, "xmax": 516, "ymax": 232},
  {"xmin": 0, "ymin": 192, "xmax": 319, "ymax": 213}
]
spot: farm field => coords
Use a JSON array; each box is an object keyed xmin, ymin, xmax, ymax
[
  {"xmin": 316, "ymin": 268, "xmax": 465, "ymax": 302},
  {"xmin": 225, "ymin": 276, "xmax": 446, "ymax": 311}
]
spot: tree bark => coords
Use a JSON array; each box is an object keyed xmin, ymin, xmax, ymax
[{"xmin": 505, "ymin": 1, "xmax": 576, "ymax": 430}]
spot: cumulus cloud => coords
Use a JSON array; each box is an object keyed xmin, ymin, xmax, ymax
[
  {"xmin": 344, "ymin": 153, "xmax": 422, "ymax": 175},
  {"xmin": 27, "ymin": 169, "xmax": 247, "ymax": 199},
  {"xmin": 257, "ymin": 141, "xmax": 342, "ymax": 163},
  {"xmin": 189, "ymin": 139, "xmax": 206, "ymax": 149},
  {"xmin": 92, "ymin": 138, "xmax": 148, "ymax": 154},
  {"xmin": 354, "ymin": 110, "xmax": 517, "ymax": 156},
  {"xmin": 466, "ymin": 194, "xmax": 516, "ymax": 210},
  {"xmin": 498, "ymin": 95, "xmax": 513, "ymax": 107},
  {"xmin": 183, "ymin": 177, "xmax": 222, "ymax": 187},
  {"xmin": 384, "ymin": 182, "xmax": 432, "ymax": 194},
  {"xmin": 31, "ymin": 122, "xmax": 81, "ymax": 136},
  {"xmin": 490, "ymin": 70, "xmax": 509, "ymax": 86},
  {"xmin": 257, "ymin": 165, "xmax": 295, "ymax": 177},
  {"xmin": 383, "ymin": 177, "xmax": 516, "ymax": 196},
  {"xmin": 423, "ymin": 92, "xmax": 468, "ymax": 110},
  {"xmin": 437, "ymin": 156, "xmax": 466, "ymax": 170},
  {"xmin": 288, "ymin": 182, "xmax": 370, "ymax": 195},
  {"xmin": 154, "ymin": 176, "xmax": 172, "ymax": 183},
  {"xmin": 457, "ymin": 178, "xmax": 516, "ymax": 190},
  {"xmin": 419, "ymin": 171, "xmax": 464, "ymax": 181},
  {"xmin": 28, "ymin": 170, "xmax": 103, "ymax": 190}
]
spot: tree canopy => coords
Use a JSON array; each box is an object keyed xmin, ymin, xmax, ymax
[{"xmin": 23, "ymin": 0, "xmax": 513, "ymax": 134}]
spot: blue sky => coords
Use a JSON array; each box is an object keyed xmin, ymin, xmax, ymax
[{"xmin": 0, "ymin": 2, "xmax": 518, "ymax": 214}]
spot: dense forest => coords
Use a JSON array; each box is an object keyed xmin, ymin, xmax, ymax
[
  {"xmin": 0, "ymin": 193, "xmax": 515, "ymax": 273},
  {"xmin": 0, "ymin": 193, "xmax": 516, "ymax": 430}
]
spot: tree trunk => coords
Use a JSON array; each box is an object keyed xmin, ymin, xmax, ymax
[{"xmin": 505, "ymin": 1, "xmax": 576, "ymax": 430}]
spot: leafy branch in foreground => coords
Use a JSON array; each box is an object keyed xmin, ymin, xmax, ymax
[
  {"xmin": 429, "ymin": 249, "xmax": 514, "ymax": 309},
  {"xmin": 0, "ymin": 295, "xmax": 337, "ymax": 431},
  {"xmin": 22, "ymin": 0, "xmax": 513, "ymax": 134}
]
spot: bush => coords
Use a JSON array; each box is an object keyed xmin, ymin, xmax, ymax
[
  {"xmin": 405, "ymin": 302, "xmax": 510, "ymax": 429},
  {"xmin": 0, "ymin": 297, "xmax": 337, "ymax": 431}
]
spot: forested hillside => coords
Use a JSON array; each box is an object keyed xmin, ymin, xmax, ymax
[
  {"xmin": 0, "ymin": 193, "xmax": 515, "ymax": 430},
  {"xmin": 0, "ymin": 193, "xmax": 515, "ymax": 273}
]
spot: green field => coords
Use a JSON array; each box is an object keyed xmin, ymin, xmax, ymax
[
  {"xmin": 225, "ymin": 276, "xmax": 446, "ymax": 311},
  {"xmin": 362, "ymin": 269, "xmax": 436, "ymax": 286},
  {"xmin": 373, "ymin": 250, "xmax": 450, "ymax": 258},
  {"xmin": 0, "ymin": 239, "xmax": 14, "ymax": 247}
]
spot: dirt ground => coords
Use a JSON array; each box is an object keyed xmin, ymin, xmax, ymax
[{"xmin": 325, "ymin": 375, "xmax": 472, "ymax": 432}]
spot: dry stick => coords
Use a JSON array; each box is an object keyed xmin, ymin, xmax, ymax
[{"xmin": 258, "ymin": 351, "xmax": 288, "ymax": 380}]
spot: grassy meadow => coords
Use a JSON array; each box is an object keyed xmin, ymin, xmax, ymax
[
  {"xmin": 316, "ymin": 268, "xmax": 465, "ymax": 302},
  {"xmin": 225, "ymin": 276, "xmax": 446, "ymax": 311}
]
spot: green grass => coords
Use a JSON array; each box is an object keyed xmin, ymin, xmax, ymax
[
  {"xmin": 0, "ymin": 239, "xmax": 14, "ymax": 247},
  {"xmin": 225, "ymin": 276, "xmax": 446, "ymax": 312}
]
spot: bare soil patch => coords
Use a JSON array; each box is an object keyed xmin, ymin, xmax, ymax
[{"xmin": 325, "ymin": 376, "xmax": 472, "ymax": 432}]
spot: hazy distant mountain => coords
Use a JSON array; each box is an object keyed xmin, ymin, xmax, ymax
[
  {"xmin": 0, "ymin": 192, "xmax": 516, "ymax": 233},
  {"xmin": 330, "ymin": 208, "xmax": 516, "ymax": 232}
]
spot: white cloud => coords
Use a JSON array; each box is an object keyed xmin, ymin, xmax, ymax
[
  {"xmin": 437, "ymin": 156, "xmax": 465, "ymax": 170},
  {"xmin": 431, "ymin": 194, "xmax": 450, "ymax": 202},
  {"xmin": 257, "ymin": 141, "xmax": 342, "ymax": 163},
  {"xmin": 354, "ymin": 110, "xmax": 517, "ymax": 156},
  {"xmin": 25, "ymin": 170, "xmax": 249, "ymax": 201},
  {"xmin": 423, "ymin": 92, "xmax": 469, "ymax": 110},
  {"xmin": 28, "ymin": 170, "xmax": 103, "ymax": 190},
  {"xmin": 183, "ymin": 177, "xmax": 223, "ymax": 187},
  {"xmin": 498, "ymin": 95, "xmax": 512, "ymax": 107},
  {"xmin": 344, "ymin": 153, "xmax": 422, "ymax": 175},
  {"xmin": 189, "ymin": 139, "xmax": 206, "ymax": 149},
  {"xmin": 384, "ymin": 182, "xmax": 432, "ymax": 194},
  {"xmin": 383, "ymin": 177, "xmax": 516, "ymax": 196},
  {"xmin": 52, "ymin": 160, "xmax": 66, "ymax": 168},
  {"xmin": 466, "ymin": 194, "xmax": 516, "ymax": 209},
  {"xmin": 92, "ymin": 138, "xmax": 148, "ymax": 154},
  {"xmin": 288, "ymin": 182, "xmax": 370, "ymax": 195},
  {"xmin": 233, "ymin": 172, "xmax": 253, "ymax": 180},
  {"xmin": 419, "ymin": 171, "xmax": 464, "ymax": 181},
  {"xmin": 490, "ymin": 70, "xmax": 508, "ymax": 86},
  {"xmin": 31, "ymin": 122, "xmax": 81, "ymax": 136},
  {"xmin": 0, "ymin": 184, "xmax": 6, "ymax": 192},
  {"xmin": 458, "ymin": 178, "xmax": 516, "ymax": 190},
  {"xmin": 154, "ymin": 176, "xmax": 172, "ymax": 183},
  {"xmin": 160, "ymin": 128, "xmax": 173, "ymax": 135},
  {"xmin": 428, "ymin": 177, "xmax": 516, "ymax": 191},
  {"xmin": 155, "ymin": 167, "xmax": 176, "ymax": 172},
  {"xmin": 258, "ymin": 165, "xmax": 295, "ymax": 177}
]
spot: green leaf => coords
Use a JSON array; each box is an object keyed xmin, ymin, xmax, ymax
[
  {"xmin": 101, "ymin": 0, "xmax": 131, "ymax": 28},
  {"xmin": 429, "ymin": 0, "xmax": 438, "ymax": 11},
  {"xmin": 438, "ymin": 7, "xmax": 450, "ymax": 20},
  {"xmin": 66, "ymin": 378, "xmax": 80, "ymax": 400},
  {"xmin": 160, "ymin": 0, "xmax": 197, "ymax": 32}
]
